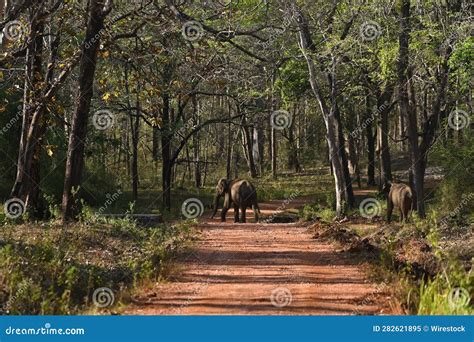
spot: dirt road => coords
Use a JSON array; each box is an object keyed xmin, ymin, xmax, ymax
[{"xmin": 125, "ymin": 199, "xmax": 393, "ymax": 315}]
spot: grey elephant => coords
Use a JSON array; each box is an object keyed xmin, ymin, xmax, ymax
[
  {"xmin": 383, "ymin": 182, "xmax": 416, "ymax": 222},
  {"xmin": 210, "ymin": 178, "xmax": 261, "ymax": 223}
]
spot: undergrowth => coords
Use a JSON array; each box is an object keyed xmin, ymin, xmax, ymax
[{"xmin": 0, "ymin": 216, "xmax": 194, "ymax": 315}]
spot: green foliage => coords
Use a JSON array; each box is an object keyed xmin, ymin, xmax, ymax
[
  {"xmin": 432, "ymin": 132, "xmax": 474, "ymax": 218},
  {"xmin": 0, "ymin": 98, "xmax": 22, "ymax": 199},
  {"xmin": 449, "ymin": 36, "xmax": 474, "ymax": 91},
  {"xmin": 417, "ymin": 260, "xmax": 473, "ymax": 315},
  {"xmin": 300, "ymin": 203, "xmax": 336, "ymax": 223},
  {"xmin": 276, "ymin": 59, "xmax": 311, "ymax": 101},
  {"xmin": 0, "ymin": 221, "xmax": 193, "ymax": 314}
]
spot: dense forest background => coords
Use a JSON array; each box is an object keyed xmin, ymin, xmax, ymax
[{"xmin": 0, "ymin": 0, "xmax": 472, "ymax": 315}]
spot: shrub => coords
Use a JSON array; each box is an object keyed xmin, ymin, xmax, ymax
[{"xmin": 0, "ymin": 220, "xmax": 192, "ymax": 314}]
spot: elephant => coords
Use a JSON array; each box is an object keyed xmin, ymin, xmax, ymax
[
  {"xmin": 210, "ymin": 178, "xmax": 261, "ymax": 223},
  {"xmin": 383, "ymin": 182, "xmax": 416, "ymax": 223}
]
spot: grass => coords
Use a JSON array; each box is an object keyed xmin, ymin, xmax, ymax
[
  {"xmin": 0, "ymin": 169, "xmax": 333, "ymax": 315},
  {"xmin": 0, "ymin": 217, "xmax": 195, "ymax": 314},
  {"xmin": 417, "ymin": 274, "xmax": 473, "ymax": 315},
  {"xmin": 76, "ymin": 169, "xmax": 336, "ymax": 220},
  {"xmin": 1, "ymin": 169, "xmax": 472, "ymax": 315},
  {"xmin": 299, "ymin": 182, "xmax": 473, "ymax": 315}
]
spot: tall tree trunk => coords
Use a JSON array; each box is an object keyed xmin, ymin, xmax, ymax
[
  {"xmin": 124, "ymin": 62, "xmax": 139, "ymax": 201},
  {"xmin": 62, "ymin": 0, "xmax": 110, "ymax": 221},
  {"xmin": 328, "ymin": 55, "xmax": 355, "ymax": 208},
  {"xmin": 24, "ymin": 16, "xmax": 46, "ymax": 216},
  {"xmin": 377, "ymin": 86, "xmax": 394, "ymax": 191},
  {"xmin": 253, "ymin": 118, "xmax": 264, "ymax": 175},
  {"xmin": 10, "ymin": 4, "xmax": 49, "ymax": 218},
  {"xmin": 365, "ymin": 97, "xmax": 376, "ymax": 186},
  {"xmin": 193, "ymin": 97, "xmax": 201, "ymax": 187},
  {"xmin": 226, "ymin": 100, "xmax": 232, "ymax": 180},
  {"xmin": 398, "ymin": 0, "xmax": 425, "ymax": 217},
  {"xmin": 152, "ymin": 125, "xmax": 159, "ymax": 161},
  {"xmin": 287, "ymin": 107, "xmax": 301, "ymax": 173},
  {"xmin": 161, "ymin": 92, "xmax": 172, "ymax": 210},
  {"xmin": 270, "ymin": 68, "xmax": 277, "ymax": 178},
  {"xmin": 334, "ymin": 103, "xmax": 355, "ymax": 208},
  {"xmin": 417, "ymin": 44, "xmax": 452, "ymax": 209},
  {"xmin": 347, "ymin": 132, "xmax": 361, "ymax": 188},
  {"xmin": 131, "ymin": 93, "xmax": 140, "ymax": 201},
  {"xmin": 241, "ymin": 112, "xmax": 257, "ymax": 178},
  {"xmin": 296, "ymin": 9, "xmax": 347, "ymax": 217}
]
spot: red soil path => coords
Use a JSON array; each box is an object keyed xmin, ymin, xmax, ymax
[{"xmin": 125, "ymin": 198, "xmax": 393, "ymax": 315}]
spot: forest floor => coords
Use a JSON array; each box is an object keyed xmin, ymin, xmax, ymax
[{"xmin": 125, "ymin": 197, "xmax": 397, "ymax": 315}]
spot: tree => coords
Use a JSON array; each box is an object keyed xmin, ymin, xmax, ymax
[
  {"xmin": 295, "ymin": 3, "xmax": 355, "ymax": 217},
  {"xmin": 62, "ymin": 0, "xmax": 112, "ymax": 221}
]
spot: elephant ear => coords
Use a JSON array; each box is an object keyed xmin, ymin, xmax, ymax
[
  {"xmin": 382, "ymin": 181, "xmax": 392, "ymax": 194},
  {"xmin": 222, "ymin": 179, "xmax": 230, "ymax": 192}
]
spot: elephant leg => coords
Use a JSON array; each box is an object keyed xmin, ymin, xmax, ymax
[
  {"xmin": 399, "ymin": 208, "xmax": 404, "ymax": 223},
  {"xmin": 221, "ymin": 206, "xmax": 229, "ymax": 222},
  {"xmin": 233, "ymin": 204, "xmax": 239, "ymax": 223},
  {"xmin": 252, "ymin": 204, "xmax": 259, "ymax": 223},
  {"xmin": 386, "ymin": 199, "xmax": 393, "ymax": 222},
  {"xmin": 240, "ymin": 205, "xmax": 247, "ymax": 223},
  {"xmin": 403, "ymin": 207, "xmax": 410, "ymax": 223}
]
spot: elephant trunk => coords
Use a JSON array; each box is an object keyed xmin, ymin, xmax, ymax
[{"xmin": 210, "ymin": 194, "xmax": 220, "ymax": 218}]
